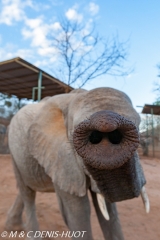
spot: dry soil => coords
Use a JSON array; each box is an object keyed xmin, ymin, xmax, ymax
[{"xmin": 0, "ymin": 155, "xmax": 160, "ymax": 240}]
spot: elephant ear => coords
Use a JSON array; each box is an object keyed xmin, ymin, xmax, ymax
[{"xmin": 28, "ymin": 95, "xmax": 86, "ymax": 197}]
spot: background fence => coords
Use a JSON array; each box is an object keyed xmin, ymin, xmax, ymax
[{"xmin": 139, "ymin": 113, "xmax": 160, "ymax": 158}]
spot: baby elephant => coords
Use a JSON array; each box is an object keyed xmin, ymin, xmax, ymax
[{"xmin": 6, "ymin": 87, "xmax": 149, "ymax": 240}]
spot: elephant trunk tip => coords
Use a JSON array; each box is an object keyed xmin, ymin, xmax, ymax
[{"xmin": 73, "ymin": 110, "xmax": 139, "ymax": 170}]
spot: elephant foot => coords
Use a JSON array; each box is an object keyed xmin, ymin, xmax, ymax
[{"xmin": 5, "ymin": 217, "xmax": 24, "ymax": 232}]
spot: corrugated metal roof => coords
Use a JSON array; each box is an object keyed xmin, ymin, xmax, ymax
[{"xmin": 0, "ymin": 57, "xmax": 73, "ymax": 100}]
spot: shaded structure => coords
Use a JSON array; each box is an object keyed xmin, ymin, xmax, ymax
[
  {"xmin": 0, "ymin": 57, "xmax": 73, "ymax": 101},
  {"xmin": 142, "ymin": 104, "xmax": 160, "ymax": 115},
  {"xmin": 141, "ymin": 104, "xmax": 160, "ymax": 158}
]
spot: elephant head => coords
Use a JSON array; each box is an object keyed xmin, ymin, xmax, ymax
[{"xmin": 28, "ymin": 87, "xmax": 149, "ymax": 215}]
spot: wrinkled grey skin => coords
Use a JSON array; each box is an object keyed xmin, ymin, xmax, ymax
[{"xmin": 6, "ymin": 87, "xmax": 145, "ymax": 240}]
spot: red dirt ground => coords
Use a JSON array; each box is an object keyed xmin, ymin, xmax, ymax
[{"xmin": 0, "ymin": 155, "xmax": 160, "ymax": 240}]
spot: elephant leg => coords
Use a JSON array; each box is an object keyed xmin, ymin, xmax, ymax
[
  {"xmin": 90, "ymin": 189, "xmax": 124, "ymax": 240},
  {"xmin": 54, "ymin": 184, "xmax": 93, "ymax": 240},
  {"xmin": 11, "ymin": 159, "xmax": 40, "ymax": 240},
  {"xmin": 5, "ymin": 193, "xmax": 24, "ymax": 231}
]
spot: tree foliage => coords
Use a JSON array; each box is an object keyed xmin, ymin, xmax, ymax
[
  {"xmin": 0, "ymin": 93, "xmax": 30, "ymax": 119},
  {"xmin": 50, "ymin": 18, "xmax": 130, "ymax": 87},
  {"xmin": 153, "ymin": 64, "xmax": 160, "ymax": 103},
  {"xmin": 0, "ymin": 17, "xmax": 130, "ymax": 117}
]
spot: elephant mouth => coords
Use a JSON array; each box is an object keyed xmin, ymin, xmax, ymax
[{"xmin": 73, "ymin": 110, "xmax": 149, "ymax": 207}]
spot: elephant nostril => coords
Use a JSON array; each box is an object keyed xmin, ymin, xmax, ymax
[
  {"xmin": 89, "ymin": 130, "xmax": 103, "ymax": 144},
  {"xmin": 89, "ymin": 129, "xmax": 123, "ymax": 145},
  {"xmin": 108, "ymin": 129, "xmax": 123, "ymax": 144}
]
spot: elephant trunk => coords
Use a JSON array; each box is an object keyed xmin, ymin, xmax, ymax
[
  {"xmin": 73, "ymin": 110, "xmax": 146, "ymax": 202},
  {"xmin": 73, "ymin": 110, "xmax": 139, "ymax": 170}
]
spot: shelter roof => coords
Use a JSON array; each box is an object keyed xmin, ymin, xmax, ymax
[
  {"xmin": 0, "ymin": 57, "xmax": 73, "ymax": 100},
  {"xmin": 142, "ymin": 104, "xmax": 160, "ymax": 115}
]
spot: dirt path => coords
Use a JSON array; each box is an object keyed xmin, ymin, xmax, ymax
[{"xmin": 0, "ymin": 155, "xmax": 160, "ymax": 240}]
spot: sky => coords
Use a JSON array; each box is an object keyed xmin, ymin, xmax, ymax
[{"xmin": 0, "ymin": 0, "xmax": 160, "ymax": 113}]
